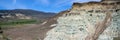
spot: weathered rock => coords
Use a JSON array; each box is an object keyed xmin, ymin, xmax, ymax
[
  {"xmin": 44, "ymin": 0, "xmax": 120, "ymax": 40},
  {"xmin": 103, "ymin": 0, "xmax": 119, "ymax": 1}
]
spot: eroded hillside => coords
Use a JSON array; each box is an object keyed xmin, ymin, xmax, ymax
[{"xmin": 2, "ymin": 0, "xmax": 120, "ymax": 40}]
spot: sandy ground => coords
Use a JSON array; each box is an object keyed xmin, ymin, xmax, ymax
[{"xmin": 3, "ymin": 24, "xmax": 53, "ymax": 40}]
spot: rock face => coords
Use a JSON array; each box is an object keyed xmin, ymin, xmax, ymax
[
  {"xmin": 44, "ymin": 0, "xmax": 120, "ymax": 40},
  {"xmin": 102, "ymin": 0, "xmax": 120, "ymax": 2}
]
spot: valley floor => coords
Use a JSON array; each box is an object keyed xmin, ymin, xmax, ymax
[{"xmin": 3, "ymin": 24, "xmax": 53, "ymax": 40}]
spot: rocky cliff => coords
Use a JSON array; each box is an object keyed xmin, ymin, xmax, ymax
[{"xmin": 44, "ymin": 0, "xmax": 120, "ymax": 40}]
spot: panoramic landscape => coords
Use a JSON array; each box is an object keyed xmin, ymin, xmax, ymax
[{"xmin": 0, "ymin": 0, "xmax": 120, "ymax": 40}]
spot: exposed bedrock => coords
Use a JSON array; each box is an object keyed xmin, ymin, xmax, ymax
[{"xmin": 44, "ymin": 0, "xmax": 120, "ymax": 40}]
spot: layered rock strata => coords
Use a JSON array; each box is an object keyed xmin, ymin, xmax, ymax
[{"xmin": 44, "ymin": 0, "xmax": 120, "ymax": 40}]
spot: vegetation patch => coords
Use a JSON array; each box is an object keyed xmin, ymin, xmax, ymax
[{"xmin": 0, "ymin": 19, "xmax": 38, "ymax": 29}]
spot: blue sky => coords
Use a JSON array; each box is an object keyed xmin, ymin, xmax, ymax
[{"xmin": 0, "ymin": 0, "xmax": 101, "ymax": 13}]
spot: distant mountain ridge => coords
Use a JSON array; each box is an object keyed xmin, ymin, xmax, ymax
[
  {"xmin": 0, "ymin": 9, "xmax": 56, "ymax": 22},
  {"xmin": 0, "ymin": 9, "xmax": 56, "ymax": 17}
]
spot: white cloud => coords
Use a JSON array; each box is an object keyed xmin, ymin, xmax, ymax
[
  {"xmin": 72, "ymin": 0, "xmax": 101, "ymax": 3},
  {"xmin": 54, "ymin": 0, "xmax": 101, "ymax": 7},
  {"xmin": 36, "ymin": 0, "xmax": 50, "ymax": 5},
  {"xmin": 13, "ymin": 0, "xmax": 17, "ymax": 4},
  {"xmin": 53, "ymin": 0, "xmax": 72, "ymax": 7},
  {"xmin": 42, "ymin": 0, "xmax": 49, "ymax": 4}
]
